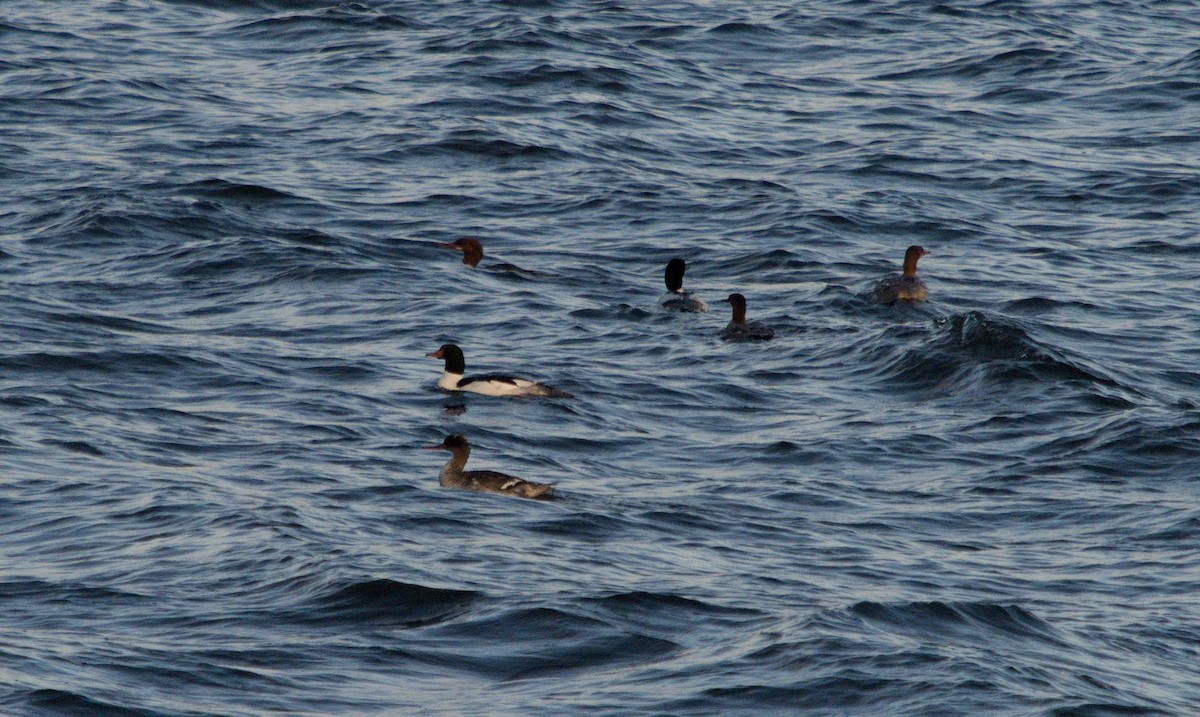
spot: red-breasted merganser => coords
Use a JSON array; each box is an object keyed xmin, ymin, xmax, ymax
[
  {"xmin": 422, "ymin": 434, "xmax": 555, "ymax": 499},
  {"xmin": 439, "ymin": 237, "xmax": 484, "ymax": 267},
  {"xmin": 426, "ymin": 344, "xmax": 573, "ymax": 397},
  {"xmin": 661, "ymin": 258, "xmax": 708, "ymax": 313},
  {"xmin": 719, "ymin": 293, "xmax": 775, "ymax": 341},
  {"xmin": 875, "ymin": 245, "xmax": 930, "ymax": 304}
]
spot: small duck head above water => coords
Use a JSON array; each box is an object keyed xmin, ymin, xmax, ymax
[
  {"xmin": 720, "ymin": 293, "xmax": 749, "ymax": 324},
  {"xmin": 425, "ymin": 343, "xmax": 466, "ymax": 374},
  {"xmin": 422, "ymin": 433, "xmax": 469, "ymax": 454},
  {"xmin": 875, "ymin": 246, "xmax": 931, "ymax": 304},
  {"xmin": 718, "ymin": 293, "xmax": 774, "ymax": 340},
  {"xmin": 902, "ymin": 245, "xmax": 929, "ymax": 277},
  {"xmin": 439, "ymin": 237, "xmax": 484, "ymax": 267}
]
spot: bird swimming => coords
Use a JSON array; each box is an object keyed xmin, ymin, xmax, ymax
[
  {"xmin": 875, "ymin": 245, "xmax": 930, "ymax": 304},
  {"xmin": 661, "ymin": 258, "xmax": 708, "ymax": 312},
  {"xmin": 426, "ymin": 343, "xmax": 573, "ymax": 398},
  {"xmin": 719, "ymin": 293, "xmax": 775, "ymax": 341},
  {"xmin": 439, "ymin": 237, "xmax": 484, "ymax": 267},
  {"xmin": 422, "ymin": 434, "xmax": 555, "ymax": 499}
]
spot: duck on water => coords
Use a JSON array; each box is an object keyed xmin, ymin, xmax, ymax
[
  {"xmin": 661, "ymin": 258, "xmax": 708, "ymax": 313},
  {"xmin": 875, "ymin": 245, "xmax": 930, "ymax": 304},
  {"xmin": 719, "ymin": 293, "xmax": 774, "ymax": 341},
  {"xmin": 439, "ymin": 237, "xmax": 485, "ymax": 267},
  {"xmin": 426, "ymin": 343, "xmax": 573, "ymax": 398},
  {"xmin": 423, "ymin": 434, "xmax": 555, "ymax": 500}
]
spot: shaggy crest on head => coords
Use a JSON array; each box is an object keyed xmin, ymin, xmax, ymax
[{"xmin": 439, "ymin": 237, "xmax": 484, "ymax": 267}]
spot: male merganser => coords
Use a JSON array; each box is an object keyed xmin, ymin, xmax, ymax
[
  {"xmin": 422, "ymin": 434, "xmax": 555, "ymax": 499},
  {"xmin": 661, "ymin": 258, "xmax": 708, "ymax": 312},
  {"xmin": 426, "ymin": 343, "xmax": 573, "ymax": 397},
  {"xmin": 719, "ymin": 293, "xmax": 775, "ymax": 341},
  {"xmin": 875, "ymin": 245, "xmax": 930, "ymax": 304},
  {"xmin": 439, "ymin": 237, "xmax": 484, "ymax": 267}
]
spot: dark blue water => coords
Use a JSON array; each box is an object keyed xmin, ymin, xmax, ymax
[{"xmin": 2, "ymin": 1, "xmax": 1199, "ymax": 714}]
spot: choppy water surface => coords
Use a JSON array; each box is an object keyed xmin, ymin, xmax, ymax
[{"xmin": 2, "ymin": 1, "xmax": 1199, "ymax": 714}]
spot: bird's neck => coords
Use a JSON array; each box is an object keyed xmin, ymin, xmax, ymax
[{"xmin": 439, "ymin": 447, "xmax": 470, "ymax": 480}]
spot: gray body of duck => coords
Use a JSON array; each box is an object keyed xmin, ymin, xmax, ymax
[
  {"xmin": 423, "ymin": 434, "xmax": 555, "ymax": 500},
  {"xmin": 875, "ymin": 245, "xmax": 930, "ymax": 304},
  {"xmin": 719, "ymin": 293, "xmax": 774, "ymax": 341}
]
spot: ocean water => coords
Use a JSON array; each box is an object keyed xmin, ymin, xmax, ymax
[{"xmin": 2, "ymin": 0, "xmax": 1199, "ymax": 714}]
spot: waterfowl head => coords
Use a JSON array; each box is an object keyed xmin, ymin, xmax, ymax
[
  {"xmin": 720, "ymin": 293, "xmax": 748, "ymax": 324},
  {"xmin": 425, "ymin": 343, "xmax": 466, "ymax": 374},
  {"xmin": 664, "ymin": 258, "xmax": 687, "ymax": 293},
  {"xmin": 423, "ymin": 434, "xmax": 470, "ymax": 451},
  {"xmin": 902, "ymin": 245, "xmax": 929, "ymax": 277},
  {"xmin": 439, "ymin": 237, "xmax": 484, "ymax": 267}
]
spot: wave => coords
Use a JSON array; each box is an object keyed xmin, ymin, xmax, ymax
[
  {"xmin": 0, "ymin": 350, "xmax": 217, "ymax": 376},
  {"xmin": 415, "ymin": 604, "xmax": 677, "ymax": 681},
  {"xmin": 663, "ymin": 675, "xmax": 905, "ymax": 714},
  {"xmin": 180, "ymin": 178, "xmax": 302, "ymax": 203},
  {"xmin": 864, "ymin": 311, "xmax": 1127, "ymax": 398},
  {"xmin": 578, "ymin": 590, "xmax": 765, "ymax": 635},
  {"xmin": 1046, "ymin": 704, "xmax": 1172, "ymax": 717},
  {"xmin": 484, "ymin": 62, "xmax": 637, "ymax": 93},
  {"xmin": 420, "ymin": 136, "xmax": 568, "ymax": 160},
  {"xmin": 17, "ymin": 689, "xmax": 178, "ymax": 717},
  {"xmin": 0, "ymin": 577, "xmax": 149, "ymax": 605},
  {"xmin": 872, "ymin": 45, "xmax": 1086, "ymax": 82},
  {"xmin": 222, "ymin": 6, "xmax": 414, "ymax": 39},
  {"xmin": 849, "ymin": 600, "xmax": 1062, "ymax": 644},
  {"xmin": 285, "ymin": 578, "xmax": 479, "ymax": 628}
]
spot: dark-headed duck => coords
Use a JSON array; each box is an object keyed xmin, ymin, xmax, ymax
[
  {"xmin": 661, "ymin": 258, "xmax": 708, "ymax": 313},
  {"xmin": 426, "ymin": 343, "xmax": 572, "ymax": 398}
]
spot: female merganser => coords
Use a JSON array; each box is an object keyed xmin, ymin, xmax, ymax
[
  {"xmin": 422, "ymin": 434, "xmax": 555, "ymax": 499},
  {"xmin": 661, "ymin": 258, "xmax": 708, "ymax": 312},
  {"xmin": 426, "ymin": 343, "xmax": 573, "ymax": 398},
  {"xmin": 719, "ymin": 293, "xmax": 775, "ymax": 341},
  {"xmin": 875, "ymin": 245, "xmax": 930, "ymax": 304},
  {"xmin": 439, "ymin": 237, "xmax": 484, "ymax": 267}
]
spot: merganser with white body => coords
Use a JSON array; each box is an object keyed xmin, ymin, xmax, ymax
[
  {"xmin": 423, "ymin": 434, "xmax": 555, "ymax": 499},
  {"xmin": 720, "ymin": 293, "xmax": 775, "ymax": 341},
  {"xmin": 426, "ymin": 343, "xmax": 573, "ymax": 398},
  {"xmin": 875, "ymin": 245, "xmax": 930, "ymax": 304},
  {"xmin": 439, "ymin": 237, "xmax": 484, "ymax": 267},
  {"xmin": 660, "ymin": 258, "xmax": 708, "ymax": 313}
]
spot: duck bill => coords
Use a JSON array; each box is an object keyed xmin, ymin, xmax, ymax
[
  {"xmin": 437, "ymin": 242, "xmax": 461, "ymax": 251},
  {"xmin": 425, "ymin": 349, "xmax": 444, "ymax": 359},
  {"xmin": 420, "ymin": 444, "xmax": 446, "ymax": 450}
]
